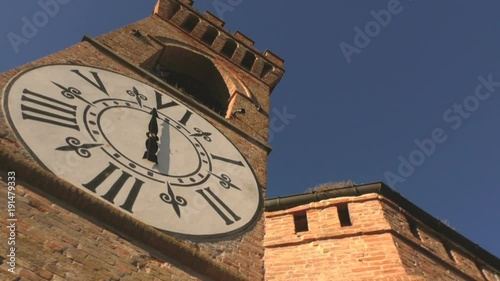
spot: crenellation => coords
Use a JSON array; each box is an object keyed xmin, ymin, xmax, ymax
[
  {"xmin": 154, "ymin": 0, "xmax": 285, "ymax": 87},
  {"xmin": 234, "ymin": 31, "xmax": 255, "ymax": 47},
  {"xmin": 178, "ymin": 0, "xmax": 193, "ymax": 6},
  {"xmin": 154, "ymin": 0, "xmax": 180, "ymax": 20},
  {"xmin": 203, "ymin": 11, "xmax": 225, "ymax": 27},
  {"xmin": 264, "ymin": 50, "xmax": 285, "ymax": 68}
]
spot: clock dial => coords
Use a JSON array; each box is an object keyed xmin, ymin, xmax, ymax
[{"xmin": 3, "ymin": 64, "xmax": 261, "ymax": 237}]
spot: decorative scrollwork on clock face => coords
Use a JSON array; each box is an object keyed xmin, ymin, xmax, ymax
[{"xmin": 3, "ymin": 64, "xmax": 261, "ymax": 237}]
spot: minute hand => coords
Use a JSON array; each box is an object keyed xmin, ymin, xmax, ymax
[{"xmin": 143, "ymin": 108, "xmax": 159, "ymax": 164}]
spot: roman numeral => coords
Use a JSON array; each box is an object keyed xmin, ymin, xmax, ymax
[
  {"xmin": 196, "ymin": 187, "xmax": 240, "ymax": 225},
  {"xmin": 21, "ymin": 88, "xmax": 79, "ymax": 131},
  {"xmin": 82, "ymin": 162, "xmax": 144, "ymax": 213},
  {"xmin": 179, "ymin": 110, "xmax": 192, "ymax": 126},
  {"xmin": 156, "ymin": 91, "xmax": 178, "ymax": 110},
  {"xmin": 71, "ymin": 69, "xmax": 108, "ymax": 96},
  {"xmin": 211, "ymin": 154, "xmax": 244, "ymax": 167},
  {"xmin": 156, "ymin": 91, "xmax": 192, "ymax": 126}
]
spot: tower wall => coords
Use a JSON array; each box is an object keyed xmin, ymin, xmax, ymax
[{"xmin": 0, "ymin": 1, "xmax": 284, "ymax": 280}]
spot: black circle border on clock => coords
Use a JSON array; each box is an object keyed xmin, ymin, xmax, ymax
[{"xmin": 2, "ymin": 63, "xmax": 264, "ymax": 240}]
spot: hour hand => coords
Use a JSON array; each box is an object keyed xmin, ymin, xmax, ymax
[{"xmin": 143, "ymin": 108, "xmax": 159, "ymax": 164}]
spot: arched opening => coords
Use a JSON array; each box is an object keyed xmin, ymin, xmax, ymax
[
  {"xmin": 152, "ymin": 46, "xmax": 230, "ymax": 116},
  {"xmin": 201, "ymin": 26, "xmax": 219, "ymax": 46},
  {"xmin": 260, "ymin": 62, "xmax": 273, "ymax": 78},
  {"xmin": 181, "ymin": 14, "xmax": 200, "ymax": 32},
  {"xmin": 165, "ymin": 2, "xmax": 180, "ymax": 19},
  {"xmin": 241, "ymin": 51, "xmax": 256, "ymax": 71},
  {"xmin": 221, "ymin": 39, "xmax": 237, "ymax": 58}
]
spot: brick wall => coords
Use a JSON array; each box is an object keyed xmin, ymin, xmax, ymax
[
  {"xmin": 264, "ymin": 193, "xmax": 499, "ymax": 281},
  {"xmin": 381, "ymin": 200, "xmax": 498, "ymax": 281},
  {"xmin": 0, "ymin": 39, "xmax": 266, "ymax": 280},
  {"xmin": 265, "ymin": 194, "xmax": 409, "ymax": 280},
  {"xmin": 0, "ymin": 180, "xmax": 212, "ymax": 281}
]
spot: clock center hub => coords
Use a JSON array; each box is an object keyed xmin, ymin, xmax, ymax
[{"xmin": 88, "ymin": 102, "xmax": 202, "ymax": 178}]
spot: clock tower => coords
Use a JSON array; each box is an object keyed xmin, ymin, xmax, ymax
[{"xmin": 0, "ymin": 0, "xmax": 284, "ymax": 280}]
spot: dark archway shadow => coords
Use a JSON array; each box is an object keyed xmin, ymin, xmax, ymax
[{"xmin": 141, "ymin": 41, "xmax": 231, "ymax": 116}]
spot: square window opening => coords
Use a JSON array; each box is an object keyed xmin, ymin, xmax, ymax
[
  {"xmin": 443, "ymin": 243, "xmax": 455, "ymax": 262},
  {"xmin": 406, "ymin": 217, "xmax": 421, "ymax": 240},
  {"xmin": 337, "ymin": 203, "xmax": 352, "ymax": 227},
  {"xmin": 294, "ymin": 212, "xmax": 309, "ymax": 233}
]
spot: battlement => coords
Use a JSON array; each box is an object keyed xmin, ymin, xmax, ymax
[{"xmin": 153, "ymin": 0, "xmax": 284, "ymax": 90}]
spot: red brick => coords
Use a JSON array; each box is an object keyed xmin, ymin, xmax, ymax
[
  {"xmin": 265, "ymin": 195, "xmax": 497, "ymax": 281},
  {"xmin": 19, "ymin": 269, "xmax": 44, "ymax": 281}
]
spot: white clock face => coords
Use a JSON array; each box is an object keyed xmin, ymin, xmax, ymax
[{"xmin": 3, "ymin": 64, "xmax": 261, "ymax": 237}]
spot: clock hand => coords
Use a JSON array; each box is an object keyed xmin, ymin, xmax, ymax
[
  {"xmin": 143, "ymin": 108, "xmax": 159, "ymax": 164},
  {"xmin": 148, "ymin": 108, "xmax": 159, "ymax": 135}
]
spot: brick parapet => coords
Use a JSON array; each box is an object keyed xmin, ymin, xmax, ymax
[
  {"xmin": 380, "ymin": 198, "xmax": 498, "ymax": 280},
  {"xmin": 265, "ymin": 195, "xmax": 406, "ymax": 280},
  {"xmin": 264, "ymin": 192, "xmax": 500, "ymax": 280},
  {"xmin": 265, "ymin": 194, "xmax": 392, "ymax": 247}
]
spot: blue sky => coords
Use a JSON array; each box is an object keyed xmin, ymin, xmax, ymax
[{"xmin": 1, "ymin": 1, "xmax": 499, "ymax": 257}]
